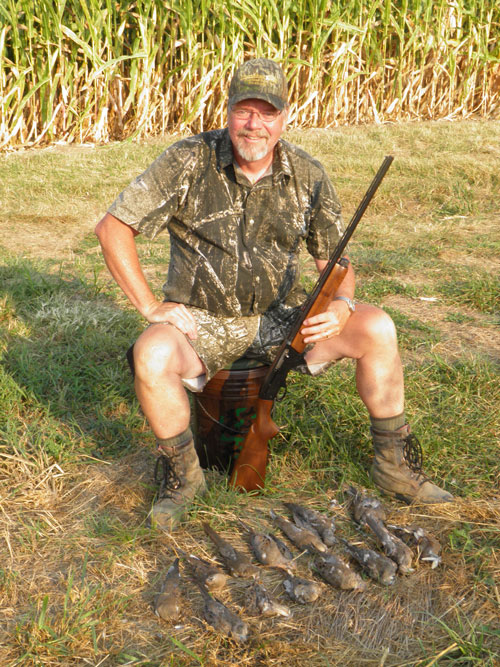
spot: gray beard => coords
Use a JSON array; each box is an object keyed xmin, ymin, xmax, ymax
[{"xmin": 234, "ymin": 137, "xmax": 269, "ymax": 162}]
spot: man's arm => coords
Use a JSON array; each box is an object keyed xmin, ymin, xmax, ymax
[
  {"xmin": 94, "ymin": 212, "xmax": 197, "ymax": 339},
  {"xmin": 300, "ymin": 257, "xmax": 355, "ymax": 344}
]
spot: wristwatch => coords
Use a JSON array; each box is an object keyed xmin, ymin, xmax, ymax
[{"xmin": 333, "ymin": 296, "xmax": 356, "ymax": 313}]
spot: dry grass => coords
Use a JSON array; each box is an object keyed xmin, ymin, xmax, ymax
[
  {"xmin": 382, "ymin": 295, "xmax": 500, "ymax": 364},
  {"xmin": 1, "ymin": 448, "xmax": 498, "ymax": 666}
]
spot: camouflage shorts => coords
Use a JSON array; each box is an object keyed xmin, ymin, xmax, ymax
[{"xmin": 186, "ymin": 304, "xmax": 303, "ymax": 382}]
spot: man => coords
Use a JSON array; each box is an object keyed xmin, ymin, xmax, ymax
[{"xmin": 95, "ymin": 59, "xmax": 453, "ymax": 532}]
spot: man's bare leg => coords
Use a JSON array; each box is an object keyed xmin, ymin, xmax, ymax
[
  {"xmin": 305, "ymin": 303, "xmax": 453, "ymax": 503},
  {"xmin": 305, "ymin": 303, "xmax": 404, "ymax": 418},
  {"xmin": 133, "ymin": 323, "xmax": 206, "ymax": 438},
  {"xmin": 132, "ymin": 323, "xmax": 207, "ymax": 530}
]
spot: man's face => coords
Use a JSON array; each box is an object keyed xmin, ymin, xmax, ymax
[{"xmin": 228, "ymin": 98, "xmax": 287, "ymax": 163}]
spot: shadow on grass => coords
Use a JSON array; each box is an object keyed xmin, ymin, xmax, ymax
[{"xmin": 0, "ymin": 255, "xmax": 146, "ymax": 460}]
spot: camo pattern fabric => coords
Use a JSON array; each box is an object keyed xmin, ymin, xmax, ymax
[
  {"xmin": 108, "ymin": 128, "xmax": 343, "ymax": 318},
  {"xmin": 184, "ymin": 303, "xmax": 304, "ymax": 380}
]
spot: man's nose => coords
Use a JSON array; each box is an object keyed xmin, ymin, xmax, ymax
[{"xmin": 245, "ymin": 112, "xmax": 264, "ymax": 129}]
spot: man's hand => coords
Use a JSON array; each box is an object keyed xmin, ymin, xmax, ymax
[
  {"xmin": 144, "ymin": 301, "xmax": 198, "ymax": 340},
  {"xmin": 95, "ymin": 214, "xmax": 198, "ymax": 340},
  {"xmin": 303, "ymin": 255, "xmax": 356, "ymax": 344},
  {"xmin": 300, "ymin": 299, "xmax": 352, "ymax": 344}
]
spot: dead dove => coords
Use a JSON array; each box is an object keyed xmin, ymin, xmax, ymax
[
  {"xmin": 361, "ymin": 513, "xmax": 414, "ymax": 573},
  {"xmin": 388, "ymin": 524, "xmax": 442, "ymax": 568},
  {"xmin": 180, "ymin": 550, "xmax": 229, "ymax": 592},
  {"xmin": 313, "ymin": 552, "xmax": 367, "ymax": 591},
  {"xmin": 346, "ymin": 487, "xmax": 413, "ymax": 573},
  {"xmin": 283, "ymin": 574, "xmax": 322, "ymax": 604},
  {"xmin": 284, "ymin": 502, "xmax": 337, "ymax": 547},
  {"xmin": 239, "ymin": 519, "xmax": 296, "ymax": 572},
  {"xmin": 154, "ymin": 558, "xmax": 182, "ymax": 622},
  {"xmin": 346, "ymin": 486, "xmax": 387, "ymax": 523},
  {"xmin": 196, "ymin": 581, "xmax": 249, "ymax": 643},
  {"xmin": 203, "ymin": 522, "xmax": 260, "ymax": 578},
  {"xmin": 245, "ymin": 580, "xmax": 291, "ymax": 618},
  {"xmin": 342, "ymin": 539, "xmax": 397, "ymax": 586},
  {"xmin": 270, "ymin": 534, "xmax": 294, "ymax": 561},
  {"xmin": 270, "ymin": 509, "xmax": 328, "ymax": 553}
]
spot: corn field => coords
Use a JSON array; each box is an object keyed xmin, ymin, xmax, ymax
[{"xmin": 1, "ymin": 0, "xmax": 499, "ymax": 149}]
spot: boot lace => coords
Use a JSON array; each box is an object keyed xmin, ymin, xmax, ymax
[
  {"xmin": 402, "ymin": 433, "xmax": 424, "ymax": 475},
  {"xmin": 154, "ymin": 454, "xmax": 181, "ymax": 499}
]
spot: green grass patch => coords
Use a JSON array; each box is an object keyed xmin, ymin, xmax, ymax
[
  {"xmin": 438, "ymin": 269, "xmax": 500, "ymax": 315},
  {"xmin": 0, "ymin": 252, "xmax": 146, "ymax": 462},
  {"xmin": 444, "ymin": 312, "xmax": 476, "ymax": 325},
  {"xmin": 404, "ymin": 356, "xmax": 499, "ymax": 494},
  {"xmin": 350, "ymin": 245, "xmax": 437, "ymax": 276},
  {"xmin": 356, "ymin": 277, "xmax": 419, "ymax": 303},
  {"xmin": 382, "ymin": 306, "xmax": 441, "ymax": 349}
]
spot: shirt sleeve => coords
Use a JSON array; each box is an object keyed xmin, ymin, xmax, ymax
[
  {"xmin": 107, "ymin": 139, "xmax": 196, "ymax": 240},
  {"xmin": 305, "ymin": 168, "xmax": 344, "ymax": 260}
]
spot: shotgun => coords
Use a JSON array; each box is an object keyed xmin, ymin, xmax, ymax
[{"xmin": 229, "ymin": 155, "xmax": 394, "ymax": 491}]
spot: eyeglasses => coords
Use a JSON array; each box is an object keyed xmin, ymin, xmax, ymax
[{"xmin": 230, "ymin": 108, "xmax": 282, "ymax": 123}]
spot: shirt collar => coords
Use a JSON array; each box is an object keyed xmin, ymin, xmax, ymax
[
  {"xmin": 272, "ymin": 140, "xmax": 292, "ymax": 182},
  {"xmin": 218, "ymin": 129, "xmax": 234, "ymax": 169}
]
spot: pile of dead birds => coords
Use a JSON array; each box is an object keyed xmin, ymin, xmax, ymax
[{"xmin": 153, "ymin": 486, "xmax": 442, "ymax": 643}]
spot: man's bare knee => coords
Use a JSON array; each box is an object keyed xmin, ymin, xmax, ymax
[
  {"xmin": 134, "ymin": 326, "xmax": 184, "ymax": 378},
  {"xmin": 134, "ymin": 324, "xmax": 203, "ymax": 380},
  {"xmin": 312, "ymin": 305, "xmax": 398, "ymax": 362},
  {"xmin": 362, "ymin": 307, "xmax": 398, "ymax": 347}
]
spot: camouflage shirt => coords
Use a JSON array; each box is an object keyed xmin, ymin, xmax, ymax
[{"xmin": 108, "ymin": 128, "xmax": 343, "ymax": 317}]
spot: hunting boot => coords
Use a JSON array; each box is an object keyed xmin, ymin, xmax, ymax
[
  {"xmin": 371, "ymin": 424, "xmax": 454, "ymax": 504},
  {"xmin": 150, "ymin": 428, "xmax": 207, "ymax": 532}
]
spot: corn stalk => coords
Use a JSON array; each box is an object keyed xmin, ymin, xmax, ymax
[{"xmin": 0, "ymin": 0, "xmax": 499, "ymax": 149}]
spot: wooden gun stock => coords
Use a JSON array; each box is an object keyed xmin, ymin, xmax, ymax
[{"xmin": 229, "ymin": 399, "xmax": 278, "ymax": 491}]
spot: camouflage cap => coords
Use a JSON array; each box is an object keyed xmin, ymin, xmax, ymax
[{"xmin": 228, "ymin": 58, "xmax": 288, "ymax": 110}]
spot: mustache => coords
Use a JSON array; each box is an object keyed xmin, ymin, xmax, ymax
[{"xmin": 236, "ymin": 129, "xmax": 268, "ymax": 139}]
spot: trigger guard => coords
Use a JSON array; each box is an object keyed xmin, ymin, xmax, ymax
[{"xmin": 276, "ymin": 384, "xmax": 287, "ymax": 402}]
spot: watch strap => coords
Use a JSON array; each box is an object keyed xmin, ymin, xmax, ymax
[{"xmin": 333, "ymin": 295, "xmax": 356, "ymax": 312}]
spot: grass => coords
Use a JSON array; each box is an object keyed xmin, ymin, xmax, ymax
[
  {"xmin": 438, "ymin": 270, "xmax": 500, "ymax": 315},
  {"xmin": 1, "ymin": 0, "xmax": 499, "ymax": 149},
  {"xmin": 0, "ymin": 120, "xmax": 499, "ymax": 665}
]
